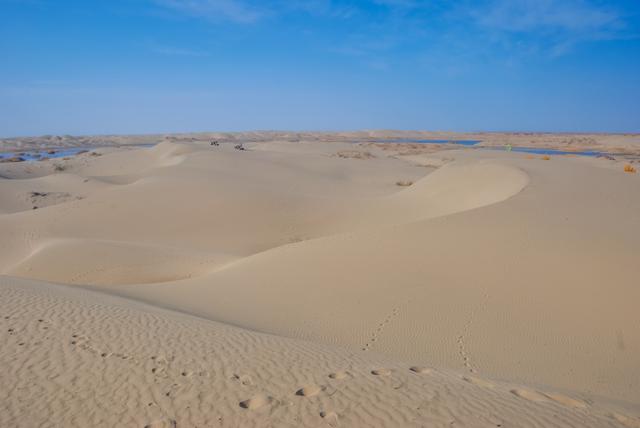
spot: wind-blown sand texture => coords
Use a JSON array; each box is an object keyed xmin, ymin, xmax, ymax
[{"xmin": 1, "ymin": 136, "xmax": 639, "ymax": 427}]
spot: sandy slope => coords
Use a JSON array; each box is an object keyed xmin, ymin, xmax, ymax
[
  {"xmin": 2, "ymin": 275, "xmax": 638, "ymax": 428},
  {"xmin": 1, "ymin": 138, "xmax": 640, "ymax": 426}
]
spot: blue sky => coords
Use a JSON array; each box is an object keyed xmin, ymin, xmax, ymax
[{"xmin": 1, "ymin": 0, "xmax": 639, "ymax": 136}]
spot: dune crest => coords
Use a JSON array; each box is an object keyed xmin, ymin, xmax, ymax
[{"xmin": 381, "ymin": 159, "xmax": 529, "ymax": 221}]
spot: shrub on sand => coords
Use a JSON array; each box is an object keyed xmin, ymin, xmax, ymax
[
  {"xmin": 541, "ymin": 155, "xmax": 551, "ymax": 160},
  {"xmin": 396, "ymin": 180, "xmax": 413, "ymax": 187},
  {"xmin": 336, "ymin": 150, "xmax": 375, "ymax": 160},
  {"xmin": 624, "ymin": 164, "xmax": 636, "ymax": 173}
]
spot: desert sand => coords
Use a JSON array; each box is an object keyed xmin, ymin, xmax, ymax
[{"xmin": 1, "ymin": 134, "xmax": 639, "ymax": 427}]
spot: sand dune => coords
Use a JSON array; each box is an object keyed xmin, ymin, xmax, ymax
[
  {"xmin": 6, "ymin": 238, "xmax": 225, "ymax": 285},
  {"xmin": 377, "ymin": 158, "xmax": 529, "ymax": 223},
  {"xmin": 2, "ymin": 276, "xmax": 637, "ymax": 428},
  {"xmin": 1, "ymin": 138, "xmax": 639, "ymax": 426}
]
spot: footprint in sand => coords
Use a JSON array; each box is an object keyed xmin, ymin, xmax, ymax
[
  {"xmin": 510, "ymin": 389, "xmax": 548, "ymax": 403},
  {"xmin": 362, "ymin": 305, "xmax": 404, "ymax": 351},
  {"xmin": 239, "ymin": 394, "xmax": 271, "ymax": 410},
  {"xmin": 231, "ymin": 373, "xmax": 253, "ymax": 386},
  {"xmin": 328, "ymin": 371, "xmax": 348, "ymax": 380},
  {"xmin": 409, "ymin": 366, "xmax": 432, "ymax": 374},
  {"xmin": 320, "ymin": 410, "xmax": 339, "ymax": 427},
  {"xmin": 296, "ymin": 385, "xmax": 322, "ymax": 397},
  {"xmin": 462, "ymin": 376, "xmax": 494, "ymax": 389},
  {"xmin": 544, "ymin": 393, "xmax": 587, "ymax": 409},
  {"xmin": 371, "ymin": 368, "xmax": 392, "ymax": 376}
]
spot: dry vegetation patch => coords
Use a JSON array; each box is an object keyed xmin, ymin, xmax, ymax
[
  {"xmin": 0, "ymin": 156, "xmax": 25, "ymax": 163},
  {"xmin": 335, "ymin": 150, "xmax": 375, "ymax": 160}
]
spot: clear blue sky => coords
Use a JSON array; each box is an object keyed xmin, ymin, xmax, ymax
[{"xmin": 1, "ymin": 0, "xmax": 639, "ymax": 136}]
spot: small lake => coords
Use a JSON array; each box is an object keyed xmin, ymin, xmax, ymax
[
  {"xmin": 0, "ymin": 144, "xmax": 156, "ymax": 162},
  {"xmin": 0, "ymin": 147, "xmax": 94, "ymax": 161},
  {"xmin": 366, "ymin": 140, "xmax": 608, "ymax": 157},
  {"xmin": 368, "ymin": 139, "xmax": 481, "ymax": 146},
  {"xmin": 487, "ymin": 146, "xmax": 605, "ymax": 157}
]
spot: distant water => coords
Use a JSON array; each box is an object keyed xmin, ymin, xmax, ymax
[
  {"xmin": 488, "ymin": 146, "xmax": 605, "ymax": 157},
  {"xmin": 0, "ymin": 147, "xmax": 92, "ymax": 161},
  {"xmin": 369, "ymin": 139, "xmax": 481, "ymax": 146},
  {"xmin": 1, "ymin": 141, "xmax": 609, "ymax": 161},
  {"xmin": 366, "ymin": 139, "xmax": 607, "ymax": 157},
  {"xmin": 0, "ymin": 144, "xmax": 156, "ymax": 162}
]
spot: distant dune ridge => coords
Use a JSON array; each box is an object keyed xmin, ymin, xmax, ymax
[
  {"xmin": 1, "ymin": 135, "xmax": 639, "ymax": 427},
  {"xmin": 2, "ymin": 130, "xmax": 640, "ymax": 154}
]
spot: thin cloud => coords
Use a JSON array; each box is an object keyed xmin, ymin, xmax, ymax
[
  {"xmin": 468, "ymin": 0, "xmax": 629, "ymax": 54},
  {"xmin": 153, "ymin": 0, "xmax": 264, "ymax": 24},
  {"xmin": 151, "ymin": 46, "xmax": 210, "ymax": 57},
  {"xmin": 151, "ymin": 0, "xmax": 363, "ymax": 24},
  {"xmin": 149, "ymin": 0, "xmax": 636, "ymax": 62},
  {"xmin": 475, "ymin": 0, "xmax": 622, "ymax": 34}
]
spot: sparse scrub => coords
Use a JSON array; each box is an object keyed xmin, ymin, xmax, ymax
[
  {"xmin": 396, "ymin": 180, "xmax": 413, "ymax": 187},
  {"xmin": 0, "ymin": 156, "xmax": 25, "ymax": 163},
  {"xmin": 53, "ymin": 163, "xmax": 67, "ymax": 172},
  {"xmin": 336, "ymin": 150, "xmax": 375, "ymax": 160},
  {"xmin": 624, "ymin": 164, "xmax": 636, "ymax": 173},
  {"xmin": 541, "ymin": 155, "xmax": 551, "ymax": 160}
]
